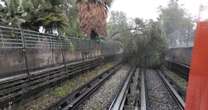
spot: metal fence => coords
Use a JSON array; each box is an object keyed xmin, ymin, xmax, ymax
[
  {"xmin": 0, "ymin": 25, "xmax": 120, "ymax": 77},
  {"xmin": 0, "ymin": 26, "xmax": 94, "ymax": 49},
  {"xmin": 0, "ymin": 25, "xmax": 121, "ymax": 109}
]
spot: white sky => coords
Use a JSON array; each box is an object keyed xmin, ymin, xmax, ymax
[{"xmin": 110, "ymin": 0, "xmax": 208, "ymax": 20}]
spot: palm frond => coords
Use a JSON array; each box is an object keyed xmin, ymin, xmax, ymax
[{"xmin": 78, "ymin": 1, "xmax": 108, "ymax": 37}]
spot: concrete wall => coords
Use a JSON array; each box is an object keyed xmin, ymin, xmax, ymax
[
  {"xmin": 0, "ymin": 48, "xmax": 88, "ymax": 78},
  {"xmin": 0, "ymin": 48, "xmax": 26, "ymax": 77},
  {"xmin": 166, "ymin": 47, "xmax": 193, "ymax": 65}
]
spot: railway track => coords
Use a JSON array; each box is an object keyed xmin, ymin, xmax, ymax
[
  {"xmin": 1, "ymin": 59, "xmax": 185, "ymax": 110},
  {"xmin": 46, "ymin": 63, "xmax": 122, "ymax": 110},
  {"xmin": 43, "ymin": 67, "xmax": 184, "ymax": 110},
  {"xmin": 108, "ymin": 67, "xmax": 138, "ymax": 110},
  {"xmin": 145, "ymin": 69, "xmax": 185, "ymax": 110},
  {"xmin": 161, "ymin": 70, "xmax": 186, "ymax": 100},
  {"xmin": 103, "ymin": 68, "xmax": 185, "ymax": 110},
  {"xmin": 0, "ymin": 57, "xmax": 106, "ymax": 108}
]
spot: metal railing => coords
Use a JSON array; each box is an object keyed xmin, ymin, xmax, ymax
[
  {"xmin": 0, "ymin": 25, "xmax": 95, "ymax": 49},
  {"xmin": 0, "ymin": 25, "xmax": 120, "ymax": 77}
]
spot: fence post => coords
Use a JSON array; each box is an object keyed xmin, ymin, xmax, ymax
[
  {"xmin": 89, "ymin": 40, "xmax": 92, "ymax": 59},
  {"xmin": 20, "ymin": 28, "xmax": 31, "ymax": 101},
  {"xmin": 60, "ymin": 35, "xmax": 67, "ymax": 76},
  {"xmin": 20, "ymin": 29, "xmax": 30, "ymax": 76},
  {"xmin": 0, "ymin": 29, "xmax": 5, "ymax": 48},
  {"xmin": 50, "ymin": 35, "xmax": 54, "ymax": 65}
]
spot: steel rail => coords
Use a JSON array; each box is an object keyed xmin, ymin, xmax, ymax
[
  {"xmin": 108, "ymin": 67, "xmax": 136, "ymax": 110},
  {"xmin": 46, "ymin": 63, "xmax": 122, "ymax": 110},
  {"xmin": 157, "ymin": 71, "xmax": 185, "ymax": 110},
  {"xmin": 140, "ymin": 69, "xmax": 147, "ymax": 110},
  {"xmin": 161, "ymin": 70, "xmax": 186, "ymax": 99}
]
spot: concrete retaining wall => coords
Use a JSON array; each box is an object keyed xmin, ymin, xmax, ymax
[{"xmin": 166, "ymin": 47, "xmax": 193, "ymax": 65}]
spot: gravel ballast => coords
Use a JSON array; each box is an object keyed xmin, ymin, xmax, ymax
[
  {"xmin": 145, "ymin": 69, "xmax": 180, "ymax": 110},
  {"xmin": 163, "ymin": 69, "xmax": 187, "ymax": 91},
  {"xmin": 78, "ymin": 66, "xmax": 129, "ymax": 110},
  {"xmin": 16, "ymin": 63, "xmax": 114, "ymax": 110}
]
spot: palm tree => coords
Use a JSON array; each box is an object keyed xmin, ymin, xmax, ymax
[{"xmin": 76, "ymin": 0, "xmax": 113, "ymax": 39}]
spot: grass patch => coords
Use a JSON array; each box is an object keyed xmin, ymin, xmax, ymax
[
  {"xmin": 164, "ymin": 69, "xmax": 187, "ymax": 90},
  {"xmin": 52, "ymin": 63, "xmax": 113, "ymax": 97}
]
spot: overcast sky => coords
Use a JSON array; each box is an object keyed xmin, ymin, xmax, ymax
[{"xmin": 110, "ymin": 0, "xmax": 208, "ymax": 20}]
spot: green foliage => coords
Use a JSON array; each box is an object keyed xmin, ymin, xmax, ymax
[
  {"xmin": 0, "ymin": 0, "xmax": 113, "ymax": 37},
  {"xmin": 108, "ymin": 11, "xmax": 129, "ymax": 38},
  {"xmin": 126, "ymin": 20, "xmax": 167, "ymax": 68},
  {"xmin": 107, "ymin": 11, "xmax": 167, "ymax": 68},
  {"xmin": 107, "ymin": 11, "xmax": 133, "ymax": 49},
  {"xmin": 0, "ymin": 0, "xmax": 83, "ymax": 36},
  {"xmin": 0, "ymin": 0, "xmax": 26, "ymax": 27},
  {"xmin": 23, "ymin": 0, "xmax": 68, "ymax": 33},
  {"xmin": 64, "ymin": 0, "xmax": 84, "ymax": 37}
]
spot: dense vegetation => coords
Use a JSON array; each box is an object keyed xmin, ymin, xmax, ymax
[
  {"xmin": 0, "ymin": 0, "xmax": 194, "ymax": 67},
  {"xmin": 108, "ymin": 11, "xmax": 166, "ymax": 68},
  {"xmin": 0, "ymin": 0, "xmax": 113, "ymax": 37},
  {"xmin": 107, "ymin": 0, "xmax": 194, "ymax": 68}
]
